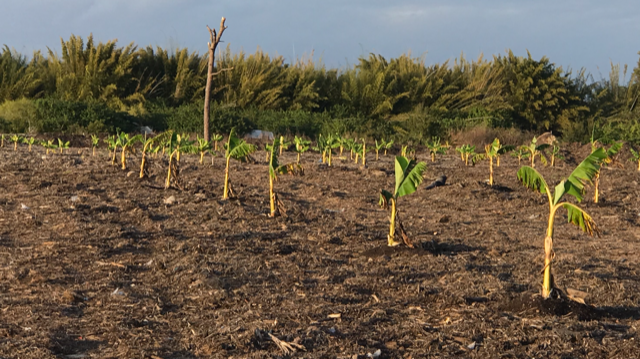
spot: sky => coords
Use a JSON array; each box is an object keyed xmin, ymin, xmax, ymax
[{"xmin": 2, "ymin": 0, "xmax": 640, "ymax": 80}]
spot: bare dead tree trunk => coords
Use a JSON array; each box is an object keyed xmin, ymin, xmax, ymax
[{"xmin": 203, "ymin": 17, "xmax": 227, "ymax": 142}]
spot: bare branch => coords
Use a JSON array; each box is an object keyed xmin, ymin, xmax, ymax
[{"xmin": 210, "ymin": 66, "xmax": 234, "ymax": 78}]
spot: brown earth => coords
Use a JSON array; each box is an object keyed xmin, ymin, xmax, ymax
[{"xmin": 0, "ymin": 143, "xmax": 639, "ymax": 358}]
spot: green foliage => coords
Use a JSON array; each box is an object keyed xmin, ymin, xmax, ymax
[
  {"xmin": 224, "ymin": 128, "xmax": 256, "ymax": 162},
  {"xmin": 268, "ymin": 138, "xmax": 288, "ymax": 179},
  {"xmin": 517, "ymin": 148, "xmax": 606, "ymax": 204},
  {"xmin": 394, "ymin": 156, "xmax": 427, "ymax": 197},
  {"xmin": 1, "ymin": 34, "xmax": 640, "ymax": 143},
  {"xmin": 0, "ymin": 98, "xmax": 37, "ymax": 133}
]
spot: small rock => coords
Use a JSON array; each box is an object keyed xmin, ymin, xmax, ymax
[
  {"xmin": 468, "ymin": 342, "xmax": 477, "ymax": 350},
  {"xmin": 111, "ymin": 288, "xmax": 125, "ymax": 296},
  {"xmin": 70, "ymin": 195, "xmax": 80, "ymax": 202},
  {"xmin": 126, "ymin": 171, "xmax": 136, "ymax": 177},
  {"xmin": 163, "ymin": 196, "xmax": 176, "ymax": 205},
  {"xmin": 20, "ymin": 204, "xmax": 29, "ymax": 210},
  {"xmin": 367, "ymin": 349, "xmax": 381, "ymax": 358}
]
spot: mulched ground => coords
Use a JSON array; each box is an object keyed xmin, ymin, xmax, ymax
[{"xmin": 0, "ymin": 141, "xmax": 639, "ymax": 358}]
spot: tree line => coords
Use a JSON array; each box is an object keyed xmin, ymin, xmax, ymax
[{"xmin": 1, "ymin": 34, "xmax": 639, "ymax": 143}]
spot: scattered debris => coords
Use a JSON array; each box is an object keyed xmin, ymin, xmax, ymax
[{"xmin": 267, "ymin": 332, "xmax": 305, "ymax": 355}]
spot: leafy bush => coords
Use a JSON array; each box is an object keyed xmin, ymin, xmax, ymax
[{"xmin": 0, "ymin": 98, "xmax": 37, "ymax": 133}]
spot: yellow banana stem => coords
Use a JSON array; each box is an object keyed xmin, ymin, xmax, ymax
[
  {"xmin": 542, "ymin": 204, "xmax": 559, "ymax": 299},
  {"xmin": 637, "ymin": 159, "xmax": 640, "ymax": 171},
  {"xmin": 362, "ymin": 141, "xmax": 366, "ymax": 166},
  {"xmin": 297, "ymin": 152, "xmax": 300, "ymax": 164},
  {"xmin": 200, "ymin": 152, "xmax": 204, "ymax": 164},
  {"xmin": 14, "ymin": 142, "xmax": 17, "ymax": 151},
  {"xmin": 139, "ymin": 153, "xmax": 146, "ymax": 178},
  {"xmin": 388, "ymin": 198, "xmax": 398, "ymax": 246},
  {"xmin": 269, "ymin": 175, "xmax": 275, "ymax": 217},
  {"xmin": 465, "ymin": 153, "xmax": 469, "ymax": 166},
  {"xmin": 376, "ymin": 150, "xmax": 379, "ymax": 161},
  {"xmin": 551, "ymin": 154, "xmax": 555, "ymax": 167},
  {"xmin": 121, "ymin": 146, "xmax": 127, "ymax": 170},
  {"xmin": 328, "ymin": 149, "xmax": 332, "ymax": 166},
  {"xmin": 165, "ymin": 150, "xmax": 176, "ymax": 189},
  {"xmin": 93, "ymin": 147, "xmax": 95, "ymax": 156},
  {"xmin": 431, "ymin": 153, "xmax": 435, "ymax": 162},
  {"xmin": 279, "ymin": 136, "xmax": 284, "ymax": 155},
  {"xmin": 355, "ymin": 153, "xmax": 359, "ymax": 164},
  {"xmin": 489, "ymin": 156, "xmax": 494, "ymax": 186},
  {"xmin": 594, "ymin": 171, "xmax": 600, "ymax": 203},
  {"xmin": 496, "ymin": 155, "xmax": 500, "ymax": 167},
  {"xmin": 223, "ymin": 156, "xmax": 231, "ymax": 199},
  {"xmin": 531, "ymin": 152, "xmax": 535, "ymax": 168}
]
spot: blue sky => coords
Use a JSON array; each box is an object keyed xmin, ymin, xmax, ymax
[{"xmin": 3, "ymin": 0, "xmax": 640, "ymax": 79}]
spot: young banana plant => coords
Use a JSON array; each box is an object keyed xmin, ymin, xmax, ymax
[
  {"xmin": 325, "ymin": 134, "xmax": 340, "ymax": 166},
  {"xmin": 400, "ymin": 145, "xmax": 408, "ymax": 157},
  {"xmin": 361, "ymin": 139, "xmax": 367, "ymax": 166},
  {"xmin": 195, "ymin": 136, "xmax": 213, "ymax": 164},
  {"xmin": 211, "ymin": 134, "xmax": 223, "ymax": 152},
  {"xmin": 455, "ymin": 145, "xmax": 465, "ymax": 162},
  {"xmin": 312, "ymin": 135, "xmax": 327, "ymax": 163},
  {"xmin": 344, "ymin": 138, "xmax": 356, "ymax": 159},
  {"xmin": 547, "ymin": 143, "xmax": 564, "ymax": 167},
  {"xmin": 374, "ymin": 140, "xmax": 385, "ymax": 161},
  {"xmin": 493, "ymin": 140, "xmax": 513, "ymax": 167},
  {"xmin": 335, "ymin": 135, "xmax": 346, "ymax": 156},
  {"xmin": 523, "ymin": 137, "xmax": 549, "ymax": 168},
  {"xmin": 263, "ymin": 143, "xmax": 271, "ymax": 162},
  {"xmin": 379, "ymin": 156, "xmax": 427, "ymax": 247},
  {"xmin": 383, "ymin": 139, "xmax": 394, "ymax": 156},
  {"xmin": 591, "ymin": 141, "xmax": 623, "ymax": 203},
  {"xmin": 278, "ymin": 135, "xmax": 291, "ymax": 156},
  {"xmin": 517, "ymin": 148, "xmax": 606, "ymax": 299},
  {"xmin": 109, "ymin": 135, "xmax": 122, "ymax": 165},
  {"xmin": 91, "ymin": 135, "xmax": 100, "ymax": 156},
  {"xmin": 120, "ymin": 134, "xmax": 143, "ymax": 170},
  {"xmin": 57, "ymin": 138, "xmax": 70, "ymax": 154},
  {"xmin": 23, "ymin": 137, "xmax": 36, "ymax": 152},
  {"xmin": 458, "ymin": 144, "xmax": 477, "ymax": 166},
  {"xmin": 425, "ymin": 138, "xmax": 447, "ymax": 162},
  {"xmin": 510, "ymin": 147, "xmax": 530, "ymax": 165},
  {"xmin": 630, "ymin": 147, "xmax": 640, "ymax": 171},
  {"xmin": 10, "ymin": 135, "xmax": 22, "ymax": 151},
  {"xmin": 267, "ymin": 138, "xmax": 289, "ymax": 217},
  {"xmin": 223, "ymin": 128, "xmax": 256, "ymax": 199},
  {"xmin": 353, "ymin": 143, "xmax": 363, "ymax": 164},
  {"xmin": 41, "ymin": 139, "xmax": 55, "ymax": 155},
  {"xmin": 483, "ymin": 139, "xmax": 514, "ymax": 186},
  {"xmin": 165, "ymin": 132, "xmax": 195, "ymax": 189},
  {"xmin": 293, "ymin": 136, "xmax": 310, "ymax": 164},
  {"xmin": 139, "ymin": 132, "xmax": 172, "ymax": 179}
]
